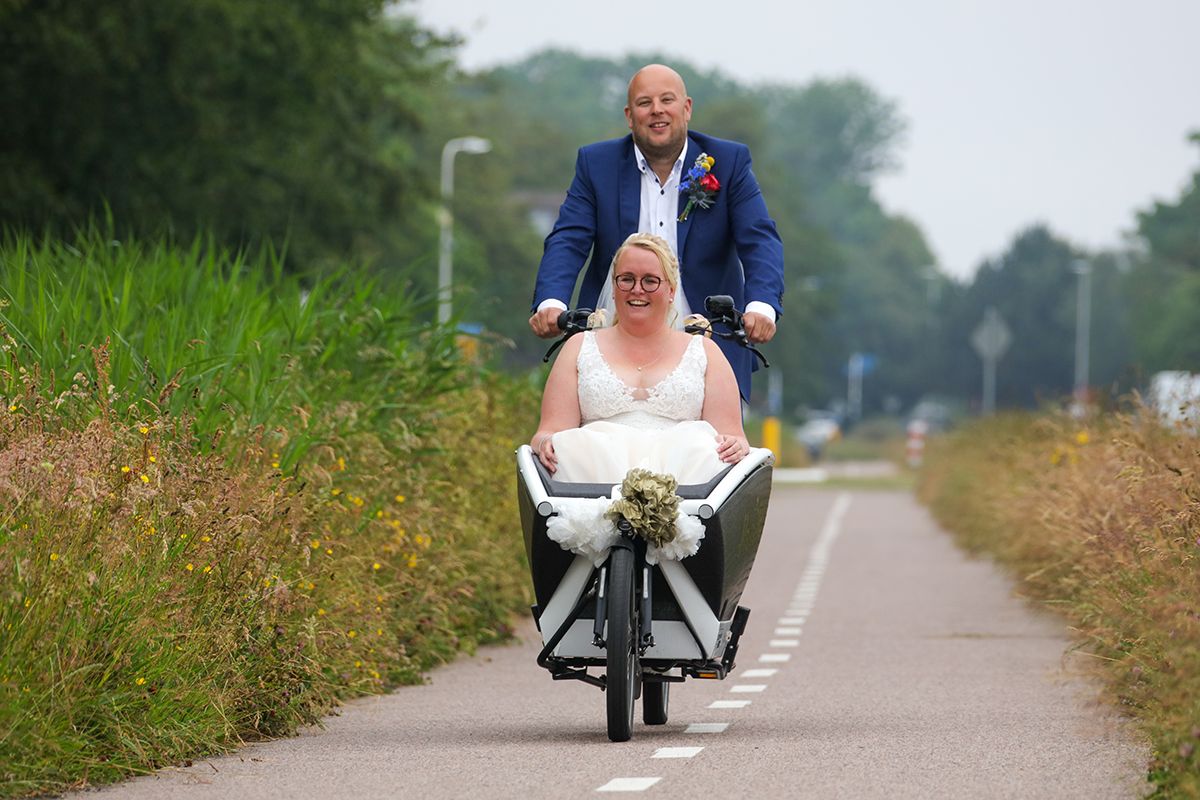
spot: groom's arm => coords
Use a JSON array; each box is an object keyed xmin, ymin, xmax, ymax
[
  {"xmin": 725, "ymin": 144, "xmax": 784, "ymax": 342},
  {"xmin": 530, "ymin": 149, "xmax": 599, "ymax": 337}
]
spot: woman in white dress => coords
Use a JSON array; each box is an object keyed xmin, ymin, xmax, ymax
[{"xmin": 530, "ymin": 233, "xmax": 751, "ymax": 485}]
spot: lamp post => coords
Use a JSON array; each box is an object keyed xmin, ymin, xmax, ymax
[
  {"xmin": 438, "ymin": 136, "xmax": 492, "ymax": 325},
  {"xmin": 1071, "ymin": 258, "xmax": 1092, "ymax": 409}
]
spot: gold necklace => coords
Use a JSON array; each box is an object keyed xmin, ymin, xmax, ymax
[{"xmin": 635, "ymin": 350, "xmax": 665, "ymax": 372}]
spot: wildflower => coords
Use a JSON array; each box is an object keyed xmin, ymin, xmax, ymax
[
  {"xmin": 121, "ymin": 465, "xmax": 131, "ymax": 474},
  {"xmin": 1075, "ymin": 430, "xmax": 1090, "ymax": 446},
  {"xmin": 140, "ymin": 474, "xmax": 149, "ymax": 484},
  {"xmin": 317, "ymin": 608, "xmax": 326, "ymax": 616},
  {"xmin": 355, "ymin": 660, "xmax": 362, "ymax": 668},
  {"xmin": 149, "ymin": 455, "xmax": 157, "ymax": 464},
  {"xmin": 263, "ymin": 578, "xmax": 272, "ymax": 587},
  {"xmin": 372, "ymin": 562, "xmax": 381, "ymax": 571},
  {"xmin": 201, "ymin": 535, "xmax": 210, "ymax": 542},
  {"xmin": 310, "ymin": 539, "xmax": 321, "ymax": 549},
  {"xmin": 395, "ymin": 494, "xmax": 406, "ymax": 504},
  {"xmin": 331, "ymin": 488, "xmax": 342, "ymax": 496},
  {"xmin": 407, "ymin": 555, "xmax": 418, "ymax": 568},
  {"xmin": 148, "ymin": 525, "xmax": 157, "ymax": 535},
  {"xmin": 139, "ymin": 426, "xmax": 149, "ymax": 435},
  {"xmin": 24, "ymin": 598, "xmax": 31, "ymax": 608},
  {"xmin": 337, "ymin": 457, "xmax": 346, "ymax": 471},
  {"xmin": 376, "ymin": 628, "xmax": 383, "ymax": 636},
  {"xmin": 370, "ymin": 670, "xmax": 380, "ymax": 679},
  {"xmin": 272, "ymin": 461, "xmax": 280, "ymax": 469},
  {"xmin": 202, "ymin": 566, "xmax": 212, "ymax": 574},
  {"xmin": 186, "ymin": 563, "xmax": 194, "ymax": 572},
  {"xmin": 325, "ymin": 548, "xmax": 333, "ymax": 555},
  {"xmin": 49, "ymin": 553, "xmax": 59, "ymax": 562},
  {"xmin": 352, "ymin": 495, "xmax": 364, "ymax": 507},
  {"xmin": 136, "ymin": 677, "xmax": 146, "ymax": 686},
  {"xmin": 179, "ymin": 533, "xmax": 187, "ymax": 540},
  {"xmin": 375, "ymin": 510, "xmax": 384, "ymax": 519},
  {"xmin": 8, "ymin": 404, "xmax": 17, "ymax": 412},
  {"xmin": 347, "ymin": 630, "xmax": 357, "ymax": 639}
]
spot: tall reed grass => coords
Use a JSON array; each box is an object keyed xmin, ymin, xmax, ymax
[
  {"xmin": 919, "ymin": 411, "xmax": 1199, "ymax": 798},
  {"xmin": 0, "ymin": 231, "xmax": 538, "ymax": 795}
]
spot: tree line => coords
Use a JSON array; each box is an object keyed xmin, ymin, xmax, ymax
[{"xmin": 2, "ymin": 0, "xmax": 1196, "ymax": 419}]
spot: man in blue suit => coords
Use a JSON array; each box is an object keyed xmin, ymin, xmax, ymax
[{"xmin": 529, "ymin": 64, "xmax": 784, "ymax": 399}]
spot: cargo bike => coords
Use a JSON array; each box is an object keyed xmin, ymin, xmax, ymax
[{"xmin": 515, "ymin": 297, "xmax": 774, "ymax": 741}]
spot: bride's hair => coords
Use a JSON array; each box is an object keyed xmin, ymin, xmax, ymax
[{"xmin": 609, "ymin": 233, "xmax": 680, "ymax": 327}]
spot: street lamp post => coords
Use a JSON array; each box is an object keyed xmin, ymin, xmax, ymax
[
  {"xmin": 438, "ymin": 136, "xmax": 492, "ymax": 325},
  {"xmin": 1071, "ymin": 258, "xmax": 1092, "ymax": 408}
]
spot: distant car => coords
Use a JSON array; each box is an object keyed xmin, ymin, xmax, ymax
[
  {"xmin": 795, "ymin": 414, "xmax": 841, "ymax": 460},
  {"xmin": 1147, "ymin": 371, "xmax": 1200, "ymax": 431}
]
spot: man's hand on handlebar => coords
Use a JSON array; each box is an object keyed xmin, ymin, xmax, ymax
[
  {"xmin": 742, "ymin": 311, "xmax": 777, "ymax": 344},
  {"xmin": 529, "ymin": 307, "xmax": 564, "ymax": 339}
]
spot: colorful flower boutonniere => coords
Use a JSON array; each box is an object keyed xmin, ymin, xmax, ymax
[{"xmin": 677, "ymin": 152, "xmax": 719, "ymax": 222}]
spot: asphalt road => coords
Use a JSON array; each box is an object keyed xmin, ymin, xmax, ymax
[{"xmin": 81, "ymin": 488, "xmax": 1148, "ymax": 799}]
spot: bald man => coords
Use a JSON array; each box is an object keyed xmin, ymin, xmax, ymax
[{"xmin": 529, "ymin": 64, "xmax": 784, "ymax": 400}]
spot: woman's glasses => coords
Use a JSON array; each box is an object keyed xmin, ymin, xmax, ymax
[{"xmin": 614, "ymin": 273, "xmax": 663, "ymax": 293}]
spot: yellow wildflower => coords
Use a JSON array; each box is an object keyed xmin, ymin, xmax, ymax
[
  {"xmin": 394, "ymin": 494, "xmax": 406, "ymax": 504},
  {"xmin": 372, "ymin": 562, "xmax": 381, "ymax": 571},
  {"xmin": 186, "ymin": 563, "xmax": 194, "ymax": 572},
  {"xmin": 355, "ymin": 660, "xmax": 363, "ymax": 668},
  {"xmin": 310, "ymin": 539, "xmax": 321, "ymax": 549},
  {"xmin": 121, "ymin": 465, "xmax": 131, "ymax": 473},
  {"xmin": 136, "ymin": 677, "xmax": 146, "ymax": 686},
  {"xmin": 272, "ymin": 461, "xmax": 280, "ymax": 469},
  {"xmin": 202, "ymin": 566, "xmax": 212, "ymax": 574},
  {"xmin": 139, "ymin": 474, "xmax": 149, "ymax": 484},
  {"xmin": 317, "ymin": 608, "xmax": 326, "ymax": 616},
  {"xmin": 370, "ymin": 670, "xmax": 380, "ymax": 679},
  {"xmin": 7, "ymin": 404, "xmax": 16, "ymax": 412},
  {"xmin": 139, "ymin": 426, "xmax": 149, "ymax": 435},
  {"xmin": 325, "ymin": 548, "xmax": 333, "ymax": 556},
  {"xmin": 49, "ymin": 553, "xmax": 59, "ymax": 562},
  {"xmin": 407, "ymin": 555, "xmax": 418, "ymax": 568},
  {"xmin": 347, "ymin": 630, "xmax": 357, "ymax": 639},
  {"xmin": 331, "ymin": 488, "xmax": 343, "ymax": 496},
  {"xmin": 375, "ymin": 510, "xmax": 384, "ymax": 519},
  {"xmin": 179, "ymin": 533, "xmax": 187, "ymax": 540},
  {"xmin": 149, "ymin": 455, "xmax": 157, "ymax": 463},
  {"xmin": 352, "ymin": 495, "xmax": 364, "ymax": 507},
  {"xmin": 201, "ymin": 535, "xmax": 210, "ymax": 542},
  {"xmin": 1075, "ymin": 430, "xmax": 1090, "ymax": 446},
  {"xmin": 337, "ymin": 457, "xmax": 346, "ymax": 471}
]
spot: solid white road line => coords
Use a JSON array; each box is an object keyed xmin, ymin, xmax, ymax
[
  {"xmin": 652, "ymin": 747, "xmax": 704, "ymax": 759},
  {"xmin": 686, "ymin": 722, "xmax": 730, "ymax": 733},
  {"xmin": 596, "ymin": 777, "xmax": 661, "ymax": 792}
]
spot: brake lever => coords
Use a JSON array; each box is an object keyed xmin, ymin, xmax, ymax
[{"xmin": 542, "ymin": 308, "xmax": 594, "ymax": 362}]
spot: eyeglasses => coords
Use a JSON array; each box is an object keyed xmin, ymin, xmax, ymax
[{"xmin": 614, "ymin": 273, "xmax": 663, "ymax": 293}]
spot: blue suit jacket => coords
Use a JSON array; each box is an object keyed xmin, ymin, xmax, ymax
[{"xmin": 533, "ymin": 131, "xmax": 784, "ymax": 398}]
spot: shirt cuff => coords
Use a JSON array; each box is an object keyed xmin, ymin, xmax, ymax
[
  {"xmin": 536, "ymin": 298, "xmax": 568, "ymax": 313},
  {"xmin": 744, "ymin": 301, "xmax": 776, "ymax": 322}
]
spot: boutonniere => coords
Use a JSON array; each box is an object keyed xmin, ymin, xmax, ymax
[{"xmin": 677, "ymin": 152, "xmax": 719, "ymax": 222}]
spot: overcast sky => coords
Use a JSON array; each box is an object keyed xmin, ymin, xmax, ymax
[{"xmin": 412, "ymin": 0, "xmax": 1199, "ymax": 279}]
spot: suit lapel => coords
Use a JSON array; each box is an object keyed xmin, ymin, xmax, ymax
[
  {"xmin": 618, "ymin": 137, "xmax": 640, "ymax": 237},
  {"xmin": 675, "ymin": 136, "xmax": 700, "ymax": 262}
]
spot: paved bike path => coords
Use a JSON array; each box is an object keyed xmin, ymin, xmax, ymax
[{"xmin": 82, "ymin": 488, "xmax": 1148, "ymax": 799}]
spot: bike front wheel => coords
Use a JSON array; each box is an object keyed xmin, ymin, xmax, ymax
[{"xmin": 605, "ymin": 546, "xmax": 637, "ymax": 742}]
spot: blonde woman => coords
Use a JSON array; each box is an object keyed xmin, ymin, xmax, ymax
[{"xmin": 531, "ymin": 233, "xmax": 750, "ymax": 484}]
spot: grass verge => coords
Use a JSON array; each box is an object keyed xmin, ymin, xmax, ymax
[
  {"xmin": 918, "ymin": 411, "xmax": 1199, "ymax": 798},
  {"xmin": 0, "ymin": 231, "xmax": 539, "ymax": 795}
]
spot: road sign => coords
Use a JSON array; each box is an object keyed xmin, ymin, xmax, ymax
[
  {"xmin": 971, "ymin": 307, "xmax": 1012, "ymax": 360},
  {"xmin": 971, "ymin": 307, "xmax": 1011, "ymax": 415}
]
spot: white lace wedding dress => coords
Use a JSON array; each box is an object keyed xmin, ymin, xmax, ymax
[{"xmin": 550, "ymin": 331, "xmax": 726, "ymax": 485}]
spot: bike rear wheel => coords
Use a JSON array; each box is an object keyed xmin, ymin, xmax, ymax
[
  {"xmin": 605, "ymin": 546, "xmax": 637, "ymax": 742},
  {"xmin": 642, "ymin": 680, "xmax": 669, "ymax": 725}
]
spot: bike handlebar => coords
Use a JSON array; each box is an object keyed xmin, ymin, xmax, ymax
[{"xmin": 542, "ymin": 296, "xmax": 770, "ymax": 368}]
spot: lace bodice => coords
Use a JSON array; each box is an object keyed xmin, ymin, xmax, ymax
[{"xmin": 576, "ymin": 331, "xmax": 707, "ymax": 430}]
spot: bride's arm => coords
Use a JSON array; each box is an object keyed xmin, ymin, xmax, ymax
[
  {"xmin": 700, "ymin": 338, "xmax": 751, "ymax": 463},
  {"xmin": 531, "ymin": 334, "xmax": 584, "ymax": 473}
]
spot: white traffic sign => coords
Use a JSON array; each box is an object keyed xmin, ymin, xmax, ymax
[{"xmin": 971, "ymin": 307, "xmax": 1012, "ymax": 361}]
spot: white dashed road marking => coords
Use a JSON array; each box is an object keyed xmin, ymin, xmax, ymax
[
  {"xmin": 596, "ymin": 777, "xmax": 661, "ymax": 792},
  {"xmin": 686, "ymin": 722, "xmax": 730, "ymax": 733},
  {"xmin": 759, "ymin": 653, "xmax": 790, "ymax": 663},
  {"xmin": 652, "ymin": 747, "xmax": 704, "ymax": 759},
  {"xmin": 708, "ymin": 700, "xmax": 751, "ymax": 709},
  {"xmin": 741, "ymin": 669, "xmax": 777, "ymax": 678},
  {"xmin": 731, "ymin": 684, "xmax": 767, "ymax": 693}
]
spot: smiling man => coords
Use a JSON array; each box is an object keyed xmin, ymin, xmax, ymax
[{"xmin": 529, "ymin": 64, "xmax": 784, "ymax": 400}]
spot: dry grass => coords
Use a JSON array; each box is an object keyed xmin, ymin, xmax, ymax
[{"xmin": 918, "ymin": 410, "xmax": 1200, "ymax": 798}]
